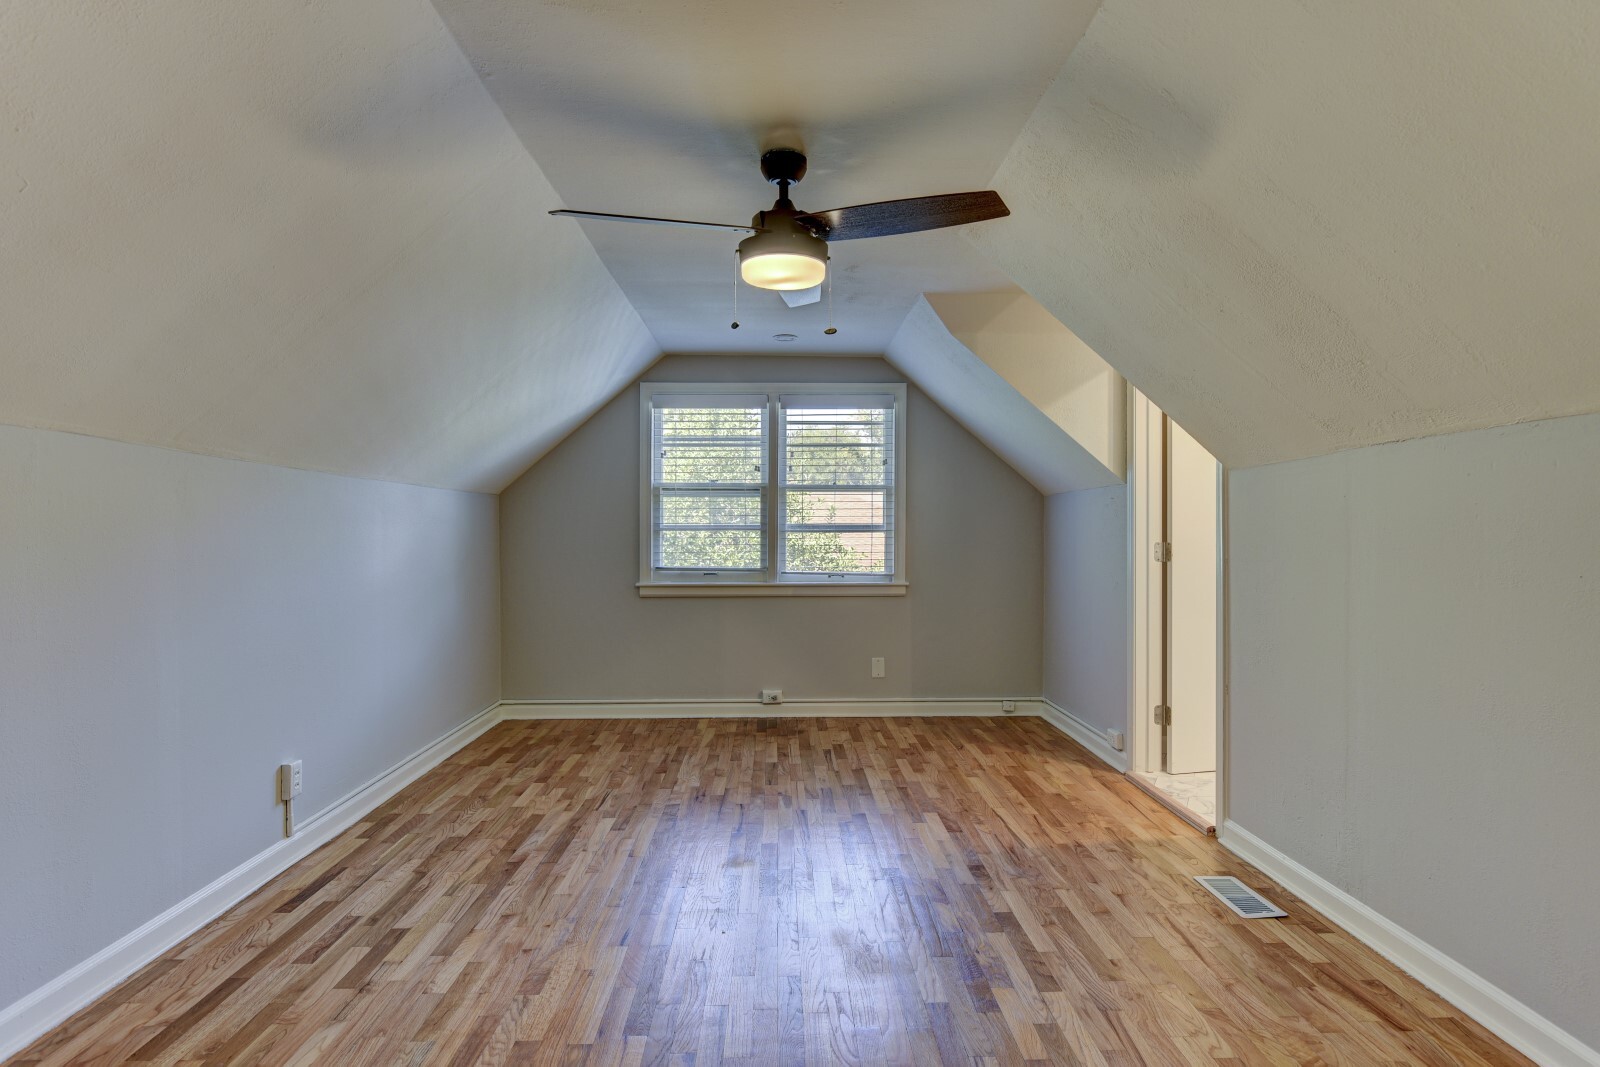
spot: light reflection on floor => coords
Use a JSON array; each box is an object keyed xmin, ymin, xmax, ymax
[{"xmin": 1135, "ymin": 769, "xmax": 1216, "ymax": 821}]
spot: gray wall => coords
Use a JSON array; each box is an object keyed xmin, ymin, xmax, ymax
[
  {"xmin": 1228, "ymin": 411, "xmax": 1600, "ymax": 1049},
  {"xmin": 501, "ymin": 355, "xmax": 1043, "ymax": 701},
  {"xmin": 1042, "ymin": 486, "xmax": 1128, "ymax": 734},
  {"xmin": 0, "ymin": 426, "xmax": 500, "ymax": 1010}
]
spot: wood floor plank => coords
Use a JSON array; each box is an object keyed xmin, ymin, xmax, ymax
[{"xmin": 7, "ymin": 718, "xmax": 1531, "ymax": 1066}]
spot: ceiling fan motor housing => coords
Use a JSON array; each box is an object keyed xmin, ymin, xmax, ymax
[
  {"xmin": 759, "ymin": 147, "xmax": 808, "ymax": 186},
  {"xmin": 738, "ymin": 202, "xmax": 829, "ymax": 289}
]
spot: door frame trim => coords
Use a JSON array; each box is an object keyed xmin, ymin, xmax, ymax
[
  {"xmin": 1125, "ymin": 390, "xmax": 1228, "ymax": 830},
  {"xmin": 1128, "ymin": 391, "xmax": 1165, "ymax": 776}
]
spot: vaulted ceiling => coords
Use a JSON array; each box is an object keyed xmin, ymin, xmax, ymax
[
  {"xmin": 2, "ymin": 0, "xmax": 1596, "ymax": 490},
  {"xmin": 0, "ymin": 0, "xmax": 656, "ymax": 492}
]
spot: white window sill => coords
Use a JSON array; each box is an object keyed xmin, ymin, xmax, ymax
[{"xmin": 638, "ymin": 582, "xmax": 908, "ymax": 598}]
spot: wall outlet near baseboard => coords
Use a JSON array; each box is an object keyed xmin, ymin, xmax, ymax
[
  {"xmin": 1000, "ymin": 699, "xmax": 1017, "ymax": 713},
  {"xmin": 760, "ymin": 689, "xmax": 783, "ymax": 705},
  {"xmin": 870, "ymin": 656, "xmax": 885, "ymax": 678},
  {"xmin": 277, "ymin": 760, "xmax": 302, "ymax": 801},
  {"xmin": 1107, "ymin": 730, "xmax": 1125, "ymax": 751}
]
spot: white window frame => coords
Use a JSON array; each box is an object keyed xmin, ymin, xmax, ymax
[{"xmin": 638, "ymin": 382, "xmax": 908, "ymax": 597}]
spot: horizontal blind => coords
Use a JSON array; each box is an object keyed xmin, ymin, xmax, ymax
[
  {"xmin": 650, "ymin": 394, "xmax": 768, "ymax": 573},
  {"xmin": 778, "ymin": 394, "xmax": 895, "ymax": 579}
]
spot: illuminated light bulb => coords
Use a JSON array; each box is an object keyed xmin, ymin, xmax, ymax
[
  {"xmin": 740, "ymin": 251, "xmax": 827, "ymax": 290},
  {"xmin": 737, "ymin": 218, "xmax": 829, "ymax": 291}
]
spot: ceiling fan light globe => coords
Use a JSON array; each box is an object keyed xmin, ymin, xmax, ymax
[{"xmin": 740, "ymin": 252, "xmax": 827, "ymax": 291}]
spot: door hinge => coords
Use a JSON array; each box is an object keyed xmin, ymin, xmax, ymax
[
  {"xmin": 1154, "ymin": 542, "xmax": 1172, "ymax": 563},
  {"xmin": 1154, "ymin": 704, "xmax": 1171, "ymax": 726}
]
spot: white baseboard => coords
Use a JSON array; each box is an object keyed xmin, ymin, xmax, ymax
[
  {"xmin": 1220, "ymin": 821, "xmax": 1599, "ymax": 1067},
  {"xmin": 0, "ymin": 702, "xmax": 503, "ymax": 1063},
  {"xmin": 499, "ymin": 697, "xmax": 1040, "ymax": 720},
  {"xmin": 1037, "ymin": 698, "xmax": 1129, "ymax": 772}
]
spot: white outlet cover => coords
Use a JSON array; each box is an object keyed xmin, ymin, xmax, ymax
[{"xmin": 279, "ymin": 761, "xmax": 303, "ymax": 801}]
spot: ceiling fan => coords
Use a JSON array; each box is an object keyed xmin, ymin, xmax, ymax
[{"xmin": 549, "ymin": 148, "xmax": 1010, "ymax": 305}]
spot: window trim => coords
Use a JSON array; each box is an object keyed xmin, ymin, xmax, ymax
[{"xmin": 638, "ymin": 382, "xmax": 908, "ymax": 596}]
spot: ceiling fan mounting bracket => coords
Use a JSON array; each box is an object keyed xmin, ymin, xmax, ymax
[{"xmin": 760, "ymin": 148, "xmax": 808, "ymax": 186}]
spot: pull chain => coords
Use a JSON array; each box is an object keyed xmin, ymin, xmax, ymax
[
  {"xmin": 824, "ymin": 262, "xmax": 837, "ymax": 335},
  {"xmin": 731, "ymin": 251, "xmax": 740, "ymax": 330}
]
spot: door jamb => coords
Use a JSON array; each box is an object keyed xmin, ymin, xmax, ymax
[
  {"xmin": 1215, "ymin": 464, "xmax": 1229, "ymax": 830},
  {"xmin": 1128, "ymin": 391, "xmax": 1165, "ymax": 777},
  {"xmin": 1126, "ymin": 391, "xmax": 1228, "ymax": 829}
]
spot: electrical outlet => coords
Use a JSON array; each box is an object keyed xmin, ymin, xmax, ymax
[
  {"xmin": 1107, "ymin": 730, "xmax": 1125, "ymax": 751},
  {"xmin": 870, "ymin": 657, "xmax": 885, "ymax": 678},
  {"xmin": 1000, "ymin": 699, "xmax": 1017, "ymax": 714},
  {"xmin": 760, "ymin": 689, "xmax": 783, "ymax": 705},
  {"xmin": 278, "ymin": 761, "xmax": 303, "ymax": 801}
]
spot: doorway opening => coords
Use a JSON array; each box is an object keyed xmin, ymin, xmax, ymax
[{"xmin": 1129, "ymin": 390, "xmax": 1222, "ymax": 832}]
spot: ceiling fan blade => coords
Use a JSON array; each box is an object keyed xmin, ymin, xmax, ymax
[
  {"xmin": 797, "ymin": 191, "xmax": 1009, "ymax": 241},
  {"xmin": 549, "ymin": 209, "xmax": 759, "ymax": 234}
]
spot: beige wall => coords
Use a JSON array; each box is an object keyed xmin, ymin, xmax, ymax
[
  {"xmin": 1228, "ymin": 411, "xmax": 1600, "ymax": 1051},
  {"xmin": 500, "ymin": 355, "xmax": 1043, "ymax": 701},
  {"xmin": 1042, "ymin": 487, "xmax": 1129, "ymax": 736},
  {"xmin": 0, "ymin": 426, "xmax": 500, "ymax": 1012}
]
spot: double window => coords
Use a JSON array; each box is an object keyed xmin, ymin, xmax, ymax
[{"xmin": 639, "ymin": 383, "xmax": 907, "ymax": 595}]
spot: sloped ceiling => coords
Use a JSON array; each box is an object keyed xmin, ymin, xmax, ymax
[
  {"xmin": 5, "ymin": 0, "xmax": 1596, "ymax": 493},
  {"xmin": 430, "ymin": 0, "xmax": 1100, "ymax": 354},
  {"xmin": 969, "ymin": 0, "xmax": 1600, "ymax": 470},
  {"xmin": 926, "ymin": 290, "xmax": 1125, "ymax": 480},
  {"xmin": 0, "ymin": 0, "xmax": 657, "ymax": 492},
  {"xmin": 886, "ymin": 298, "xmax": 1120, "ymax": 495}
]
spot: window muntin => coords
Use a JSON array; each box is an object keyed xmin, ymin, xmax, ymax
[{"xmin": 641, "ymin": 384, "xmax": 906, "ymax": 588}]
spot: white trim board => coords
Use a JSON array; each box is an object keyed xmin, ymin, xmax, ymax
[
  {"xmin": 1220, "ymin": 821, "xmax": 1600, "ymax": 1067},
  {"xmin": 0, "ymin": 702, "xmax": 503, "ymax": 1063},
  {"xmin": 499, "ymin": 698, "xmax": 1042, "ymax": 720},
  {"xmin": 637, "ymin": 582, "xmax": 908, "ymax": 597},
  {"xmin": 1037, "ymin": 698, "xmax": 1129, "ymax": 772}
]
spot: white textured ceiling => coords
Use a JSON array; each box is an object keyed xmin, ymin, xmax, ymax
[
  {"xmin": 970, "ymin": 0, "xmax": 1600, "ymax": 469},
  {"xmin": 0, "ymin": 0, "xmax": 656, "ymax": 492},
  {"xmin": 5, "ymin": 0, "xmax": 1596, "ymax": 493},
  {"xmin": 430, "ymin": 0, "xmax": 1100, "ymax": 354}
]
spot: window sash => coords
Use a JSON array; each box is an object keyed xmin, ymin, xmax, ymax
[
  {"xmin": 649, "ymin": 399, "xmax": 768, "ymax": 577},
  {"xmin": 778, "ymin": 401, "xmax": 895, "ymax": 580}
]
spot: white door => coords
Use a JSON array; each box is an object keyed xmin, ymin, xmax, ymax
[{"xmin": 1165, "ymin": 419, "xmax": 1219, "ymax": 774}]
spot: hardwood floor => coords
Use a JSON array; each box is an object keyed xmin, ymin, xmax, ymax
[{"xmin": 10, "ymin": 717, "xmax": 1527, "ymax": 1066}]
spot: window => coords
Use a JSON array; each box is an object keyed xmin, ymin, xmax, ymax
[{"xmin": 640, "ymin": 383, "xmax": 907, "ymax": 595}]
